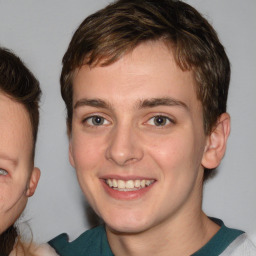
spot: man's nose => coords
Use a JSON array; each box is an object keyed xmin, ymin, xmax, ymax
[{"xmin": 105, "ymin": 124, "xmax": 143, "ymax": 166}]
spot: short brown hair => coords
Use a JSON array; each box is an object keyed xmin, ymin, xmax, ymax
[
  {"xmin": 61, "ymin": 0, "xmax": 230, "ymax": 137},
  {"xmin": 0, "ymin": 47, "xmax": 41, "ymax": 158}
]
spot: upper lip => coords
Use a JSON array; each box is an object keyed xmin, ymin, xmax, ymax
[{"xmin": 100, "ymin": 175, "xmax": 156, "ymax": 181}]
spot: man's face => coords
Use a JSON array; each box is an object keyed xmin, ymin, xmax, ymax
[
  {"xmin": 70, "ymin": 41, "xmax": 208, "ymax": 234},
  {"xmin": 0, "ymin": 93, "xmax": 35, "ymax": 233}
]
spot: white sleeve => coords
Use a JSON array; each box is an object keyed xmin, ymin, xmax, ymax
[{"xmin": 220, "ymin": 233, "xmax": 256, "ymax": 256}]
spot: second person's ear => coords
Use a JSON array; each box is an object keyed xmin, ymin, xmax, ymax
[{"xmin": 26, "ymin": 167, "xmax": 41, "ymax": 197}]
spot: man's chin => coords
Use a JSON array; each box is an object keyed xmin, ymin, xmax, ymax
[{"xmin": 105, "ymin": 219, "xmax": 152, "ymax": 236}]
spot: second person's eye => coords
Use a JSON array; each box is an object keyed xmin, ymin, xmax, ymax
[{"xmin": 0, "ymin": 168, "xmax": 8, "ymax": 176}]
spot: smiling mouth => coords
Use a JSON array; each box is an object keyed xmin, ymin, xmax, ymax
[{"xmin": 105, "ymin": 179, "xmax": 155, "ymax": 191}]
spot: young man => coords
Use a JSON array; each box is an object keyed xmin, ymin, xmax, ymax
[{"xmin": 49, "ymin": 0, "xmax": 256, "ymax": 255}]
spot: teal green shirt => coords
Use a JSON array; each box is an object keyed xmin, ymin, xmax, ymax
[{"xmin": 49, "ymin": 218, "xmax": 243, "ymax": 256}]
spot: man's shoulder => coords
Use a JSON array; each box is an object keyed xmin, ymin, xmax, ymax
[
  {"xmin": 49, "ymin": 225, "xmax": 104, "ymax": 247},
  {"xmin": 193, "ymin": 218, "xmax": 245, "ymax": 256},
  {"xmin": 48, "ymin": 225, "xmax": 113, "ymax": 256}
]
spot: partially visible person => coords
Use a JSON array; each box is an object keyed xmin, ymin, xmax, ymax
[{"xmin": 0, "ymin": 48, "xmax": 58, "ymax": 255}]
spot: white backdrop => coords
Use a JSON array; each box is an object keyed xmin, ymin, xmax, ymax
[{"xmin": 0, "ymin": 0, "xmax": 255, "ymax": 244}]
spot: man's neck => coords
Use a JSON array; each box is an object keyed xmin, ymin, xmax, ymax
[{"xmin": 106, "ymin": 212, "xmax": 220, "ymax": 256}]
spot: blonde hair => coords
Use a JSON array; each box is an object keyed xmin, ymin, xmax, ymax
[
  {"xmin": 10, "ymin": 237, "xmax": 57, "ymax": 256},
  {"xmin": 10, "ymin": 238, "xmax": 37, "ymax": 256}
]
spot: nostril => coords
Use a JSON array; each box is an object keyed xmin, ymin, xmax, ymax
[
  {"xmin": 105, "ymin": 147, "xmax": 143, "ymax": 166},
  {"xmin": 105, "ymin": 127, "xmax": 143, "ymax": 165}
]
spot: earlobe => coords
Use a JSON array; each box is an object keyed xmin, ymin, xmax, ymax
[
  {"xmin": 26, "ymin": 167, "xmax": 41, "ymax": 197},
  {"xmin": 201, "ymin": 113, "xmax": 230, "ymax": 169}
]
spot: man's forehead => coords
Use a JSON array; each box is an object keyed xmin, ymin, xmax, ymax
[{"xmin": 72, "ymin": 40, "xmax": 197, "ymax": 110}]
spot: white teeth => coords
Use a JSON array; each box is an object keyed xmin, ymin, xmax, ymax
[
  {"xmin": 105, "ymin": 178, "xmax": 154, "ymax": 191},
  {"xmin": 145, "ymin": 180, "xmax": 151, "ymax": 186},
  {"xmin": 107, "ymin": 179, "xmax": 112, "ymax": 187},
  {"xmin": 134, "ymin": 180, "xmax": 140, "ymax": 188},
  {"xmin": 112, "ymin": 179, "xmax": 118, "ymax": 188},
  {"xmin": 126, "ymin": 180, "xmax": 134, "ymax": 189},
  {"xmin": 117, "ymin": 180, "xmax": 126, "ymax": 189}
]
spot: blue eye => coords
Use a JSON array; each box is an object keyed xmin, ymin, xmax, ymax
[
  {"xmin": 147, "ymin": 116, "xmax": 172, "ymax": 127},
  {"xmin": 84, "ymin": 116, "xmax": 110, "ymax": 126},
  {"xmin": 0, "ymin": 168, "xmax": 8, "ymax": 176}
]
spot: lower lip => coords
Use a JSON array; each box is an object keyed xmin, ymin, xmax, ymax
[{"xmin": 101, "ymin": 180, "xmax": 155, "ymax": 200}]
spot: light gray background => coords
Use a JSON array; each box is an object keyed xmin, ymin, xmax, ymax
[{"xmin": 0, "ymin": 0, "xmax": 255, "ymax": 244}]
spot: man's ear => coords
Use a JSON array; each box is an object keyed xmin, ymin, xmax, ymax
[
  {"xmin": 201, "ymin": 113, "xmax": 230, "ymax": 169},
  {"xmin": 69, "ymin": 141, "xmax": 75, "ymax": 168},
  {"xmin": 26, "ymin": 167, "xmax": 40, "ymax": 197}
]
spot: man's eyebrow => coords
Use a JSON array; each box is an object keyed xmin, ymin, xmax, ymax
[
  {"xmin": 138, "ymin": 97, "xmax": 188, "ymax": 110},
  {"xmin": 74, "ymin": 98, "xmax": 112, "ymax": 109},
  {"xmin": 74, "ymin": 97, "xmax": 188, "ymax": 111}
]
